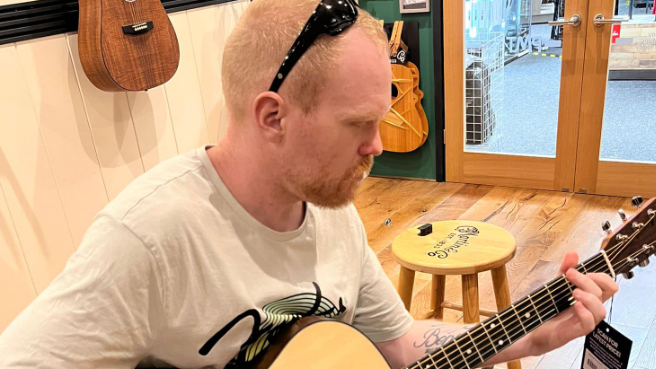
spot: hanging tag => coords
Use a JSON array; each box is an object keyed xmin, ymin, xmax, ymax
[{"xmin": 581, "ymin": 320, "xmax": 632, "ymax": 369}]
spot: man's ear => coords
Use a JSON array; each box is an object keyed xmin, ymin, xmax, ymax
[{"xmin": 252, "ymin": 92, "xmax": 288, "ymax": 143}]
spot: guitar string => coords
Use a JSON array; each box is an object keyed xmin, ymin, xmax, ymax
[
  {"xmin": 414, "ymin": 255, "xmax": 612, "ymax": 369},
  {"xmin": 413, "ymin": 233, "xmax": 655, "ymax": 369},
  {"xmin": 411, "ymin": 219, "xmax": 655, "ymax": 369},
  {"xmin": 475, "ymin": 255, "xmax": 641, "ymax": 369},
  {"xmin": 424, "ymin": 247, "xmax": 623, "ymax": 367},
  {"xmin": 412, "ymin": 255, "xmax": 638, "ymax": 369},
  {"xmin": 416, "ymin": 228, "xmax": 652, "ymax": 369},
  {"xmin": 429, "ymin": 213, "xmax": 656, "ymax": 368}
]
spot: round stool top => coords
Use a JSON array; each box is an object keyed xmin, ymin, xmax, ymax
[{"xmin": 392, "ymin": 220, "xmax": 516, "ymax": 275}]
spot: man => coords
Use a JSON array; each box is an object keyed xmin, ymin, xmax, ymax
[{"xmin": 0, "ymin": 0, "xmax": 618, "ymax": 368}]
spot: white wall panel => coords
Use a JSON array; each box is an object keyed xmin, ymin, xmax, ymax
[
  {"xmin": 0, "ymin": 44, "xmax": 76, "ymax": 293},
  {"xmin": 16, "ymin": 35, "xmax": 108, "ymax": 246},
  {"xmin": 66, "ymin": 33, "xmax": 145, "ymax": 200}
]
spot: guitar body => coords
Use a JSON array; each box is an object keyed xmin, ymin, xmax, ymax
[
  {"xmin": 78, "ymin": 0, "xmax": 180, "ymax": 91},
  {"xmin": 380, "ymin": 21, "xmax": 429, "ymax": 153},
  {"xmin": 248, "ymin": 317, "xmax": 391, "ymax": 369},
  {"xmin": 380, "ymin": 63, "xmax": 427, "ymax": 153}
]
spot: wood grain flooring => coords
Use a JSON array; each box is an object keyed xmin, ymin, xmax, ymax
[{"xmin": 354, "ymin": 177, "xmax": 656, "ymax": 369}]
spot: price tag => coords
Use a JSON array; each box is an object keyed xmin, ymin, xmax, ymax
[{"xmin": 581, "ymin": 320, "xmax": 632, "ymax": 369}]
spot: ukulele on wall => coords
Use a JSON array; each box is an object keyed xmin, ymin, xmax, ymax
[
  {"xmin": 379, "ymin": 21, "xmax": 428, "ymax": 153},
  {"xmin": 237, "ymin": 196, "xmax": 656, "ymax": 368},
  {"xmin": 78, "ymin": 0, "xmax": 180, "ymax": 91}
]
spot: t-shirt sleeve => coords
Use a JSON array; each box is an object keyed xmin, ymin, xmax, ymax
[
  {"xmin": 0, "ymin": 215, "xmax": 165, "ymax": 369},
  {"xmin": 351, "ymin": 220, "xmax": 414, "ymax": 343}
]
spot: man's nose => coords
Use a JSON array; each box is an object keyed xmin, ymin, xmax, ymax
[{"xmin": 359, "ymin": 129, "xmax": 383, "ymax": 157}]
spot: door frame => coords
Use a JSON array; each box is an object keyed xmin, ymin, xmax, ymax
[
  {"xmin": 444, "ymin": 0, "xmax": 591, "ymax": 191},
  {"xmin": 573, "ymin": 0, "xmax": 656, "ymax": 198}
]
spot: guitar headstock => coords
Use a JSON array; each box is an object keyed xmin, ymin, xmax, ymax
[{"xmin": 601, "ymin": 197, "xmax": 656, "ymax": 278}]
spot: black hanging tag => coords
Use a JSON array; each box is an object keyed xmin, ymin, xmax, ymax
[{"xmin": 580, "ymin": 320, "xmax": 632, "ymax": 369}]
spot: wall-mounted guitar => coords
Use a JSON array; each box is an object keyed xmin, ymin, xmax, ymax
[
  {"xmin": 244, "ymin": 197, "xmax": 656, "ymax": 368},
  {"xmin": 379, "ymin": 21, "xmax": 428, "ymax": 153},
  {"xmin": 78, "ymin": 0, "xmax": 180, "ymax": 91}
]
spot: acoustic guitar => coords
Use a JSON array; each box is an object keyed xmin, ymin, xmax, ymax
[
  {"xmin": 78, "ymin": 0, "xmax": 180, "ymax": 91},
  {"xmin": 379, "ymin": 22, "xmax": 428, "ymax": 153},
  {"xmin": 246, "ymin": 197, "xmax": 656, "ymax": 369}
]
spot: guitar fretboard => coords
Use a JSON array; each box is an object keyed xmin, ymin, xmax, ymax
[{"xmin": 405, "ymin": 252, "xmax": 613, "ymax": 369}]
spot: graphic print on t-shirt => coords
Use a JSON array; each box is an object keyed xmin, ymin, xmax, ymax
[{"xmin": 199, "ymin": 282, "xmax": 346, "ymax": 367}]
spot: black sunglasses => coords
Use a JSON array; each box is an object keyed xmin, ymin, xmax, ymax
[{"xmin": 269, "ymin": 0, "xmax": 359, "ymax": 93}]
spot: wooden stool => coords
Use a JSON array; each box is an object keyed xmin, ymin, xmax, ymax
[{"xmin": 392, "ymin": 220, "xmax": 521, "ymax": 369}]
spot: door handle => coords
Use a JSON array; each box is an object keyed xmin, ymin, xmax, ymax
[
  {"xmin": 548, "ymin": 14, "xmax": 582, "ymax": 27},
  {"xmin": 593, "ymin": 14, "xmax": 629, "ymax": 26}
]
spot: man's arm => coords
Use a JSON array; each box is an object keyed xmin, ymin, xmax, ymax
[
  {"xmin": 376, "ymin": 252, "xmax": 619, "ymax": 369},
  {"xmin": 376, "ymin": 319, "xmax": 535, "ymax": 368},
  {"xmin": 376, "ymin": 319, "xmax": 471, "ymax": 369}
]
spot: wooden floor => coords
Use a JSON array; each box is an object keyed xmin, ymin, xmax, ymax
[{"xmin": 354, "ymin": 177, "xmax": 656, "ymax": 369}]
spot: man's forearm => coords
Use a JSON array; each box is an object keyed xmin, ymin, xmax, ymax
[{"xmin": 376, "ymin": 320, "xmax": 535, "ymax": 368}]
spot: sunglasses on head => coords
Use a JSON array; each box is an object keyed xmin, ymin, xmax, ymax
[{"xmin": 269, "ymin": 0, "xmax": 359, "ymax": 93}]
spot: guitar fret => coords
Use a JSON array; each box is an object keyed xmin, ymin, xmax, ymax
[
  {"xmin": 480, "ymin": 322, "xmax": 498, "ymax": 354},
  {"xmin": 544, "ymin": 284, "xmax": 561, "ymax": 313},
  {"xmin": 563, "ymin": 275, "xmax": 574, "ymax": 294},
  {"xmin": 497, "ymin": 315, "xmax": 513, "ymax": 344},
  {"xmin": 441, "ymin": 346, "xmax": 454, "ymax": 369},
  {"xmin": 526, "ymin": 295, "xmax": 543, "ymax": 323},
  {"xmin": 428, "ymin": 353, "xmax": 438, "ymax": 368},
  {"xmin": 466, "ymin": 331, "xmax": 485, "ymax": 363},
  {"xmin": 515, "ymin": 300, "xmax": 541, "ymax": 332},
  {"xmin": 511, "ymin": 304, "xmax": 528, "ymax": 335},
  {"xmin": 484, "ymin": 316, "xmax": 512, "ymax": 352},
  {"xmin": 452, "ymin": 339, "xmax": 472, "ymax": 369}
]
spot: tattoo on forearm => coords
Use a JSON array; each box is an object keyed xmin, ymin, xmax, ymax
[{"xmin": 414, "ymin": 324, "xmax": 471, "ymax": 355}]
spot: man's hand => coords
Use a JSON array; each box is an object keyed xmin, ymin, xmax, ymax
[{"xmin": 527, "ymin": 252, "xmax": 619, "ymax": 356}]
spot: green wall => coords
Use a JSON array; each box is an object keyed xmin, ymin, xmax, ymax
[{"xmin": 360, "ymin": 0, "xmax": 437, "ymax": 180}]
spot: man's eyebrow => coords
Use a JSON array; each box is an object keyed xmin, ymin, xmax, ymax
[{"xmin": 340, "ymin": 111, "xmax": 385, "ymax": 123}]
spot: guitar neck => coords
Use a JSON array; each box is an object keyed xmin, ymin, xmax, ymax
[{"xmin": 405, "ymin": 252, "xmax": 614, "ymax": 369}]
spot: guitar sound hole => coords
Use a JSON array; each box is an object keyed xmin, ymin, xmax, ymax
[{"xmin": 391, "ymin": 83, "xmax": 399, "ymax": 99}]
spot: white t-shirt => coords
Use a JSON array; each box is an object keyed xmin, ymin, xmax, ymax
[{"xmin": 0, "ymin": 147, "xmax": 413, "ymax": 368}]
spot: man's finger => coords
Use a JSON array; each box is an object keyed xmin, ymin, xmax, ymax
[
  {"xmin": 566, "ymin": 269, "xmax": 603, "ymax": 300},
  {"xmin": 586, "ymin": 273, "xmax": 619, "ymax": 302},
  {"xmin": 573, "ymin": 301, "xmax": 597, "ymax": 333},
  {"xmin": 559, "ymin": 252, "xmax": 579, "ymax": 275},
  {"xmin": 573, "ymin": 289, "xmax": 607, "ymax": 324}
]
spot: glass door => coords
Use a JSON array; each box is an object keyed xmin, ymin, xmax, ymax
[
  {"xmin": 445, "ymin": 0, "xmax": 591, "ymax": 191},
  {"xmin": 574, "ymin": 0, "xmax": 656, "ymax": 197}
]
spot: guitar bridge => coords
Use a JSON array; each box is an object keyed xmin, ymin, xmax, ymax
[{"xmin": 122, "ymin": 21, "xmax": 154, "ymax": 36}]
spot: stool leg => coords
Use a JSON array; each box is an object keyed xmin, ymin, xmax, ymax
[
  {"xmin": 398, "ymin": 266, "xmax": 416, "ymax": 311},
  {"xmin": 492, "ymin": 265, "xmax": 522, "ymax": 369},
  {"xmin": 461, "ymin": 274, "xmax": 480, "ymax": 324},
  {"xmin": 431, "ymin": 275, "xmax": 446, "ymax": 320}
]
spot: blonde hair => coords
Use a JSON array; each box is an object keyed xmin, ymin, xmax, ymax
[{"xmin": 222, "ymin": 0, "xmax": 388, "ymax": 122}]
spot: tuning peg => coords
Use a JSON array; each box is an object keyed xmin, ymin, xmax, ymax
[
  {"xmin": 618, "ymin": 209, "xmax": 627, "ymax": 221},
  {"xmin": 632, "ymin": 196, "xmax": 644, "ymax": 209},
  {"xmin": 640, "ymin": 259, "xmax": 650, "ymax": 268},
  {"xmin": 602, "ymin": 221, "xmax": 612, "ymax": 233},
  {"xmin": 622, "ymin": 271, "xmax": 635, "ymax": 279}
]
